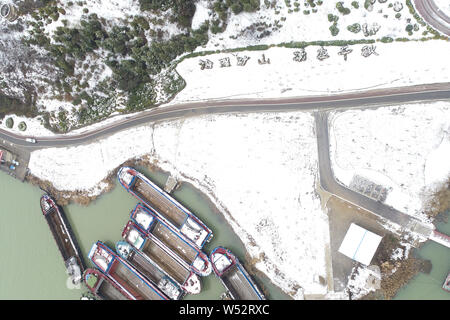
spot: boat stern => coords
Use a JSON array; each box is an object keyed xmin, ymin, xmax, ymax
[
  {"xmin": 181, "ymin": 217, "xmax": 212, "ymax": 249},
  {"xmin": 192, "ymin": 253, "xmax": 212, "ymax": 277},
  {"xmin": 210, "ymin": 247, "xmax": 234, "ymax": 277},
  {"xmin": 182, "ymin": 272, "xmax": 202, "ymax": 295},
  {"xmin": 39, "ymin": 194, "xmax": 55, "ymax": 216},
  {"xmin": 122, "ymin": 221, "xmax": 146, "ymax": 250},
  {"xmin": 88, "ymin": 241, "xmax": 114, "ymax": 273},
  {"xmin": 115, "ymin": 240, "xmax": 133, "ymax": 260},
  {"xmin": 130, "ymin": 204, "xmax": 155, "ymax": 231},
  {"xmin": 117, "ymin": 166, "xmax": 136, "ymax": 189}
]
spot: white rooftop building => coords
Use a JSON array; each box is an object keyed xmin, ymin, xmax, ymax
[{"xmin": 338, "ymin": 223, "xmax": 382, "ymax": 266}]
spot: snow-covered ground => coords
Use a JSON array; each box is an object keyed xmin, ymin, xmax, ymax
[
  {"xmin": 28, "ymin": 111, "xmax": 331, "ymax": 298},
  {"xmin": 434, "ymin": 0, "xmax": 450, "ymax": 18},
  {"xmin": 0, "ymin": 114, "xmax": 54, "ymax": 136},
  {"xmin": 171, "ymin": 41, "xmax": 450, "ymax": 103},
  {"xmin": 329, "ymin": 101, "xmax": 450, "ymax": 223},
  {"xmin": 28, "ymin": 124, "xmax": 153, "ymax": 195},
  {"xmin": 1, "ymin": 0, "xmax": 448, "ymax": 136},
  {"xmin": 193, "ymin": 0, "xmax": 430, "ymax": 51}
]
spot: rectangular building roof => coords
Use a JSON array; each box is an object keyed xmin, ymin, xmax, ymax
[{"xmin": 338, "ymin": 223, "xmax": 382, "ymax": 265}]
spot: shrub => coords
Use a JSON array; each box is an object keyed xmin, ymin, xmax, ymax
[
  {"xmin": 329, "ymin": 22, "xmax": 339, "ymax": 36},
  {"xmin": 380, "ymin": 36, "xmax": 394, "ymax": 43},
  {"xmin": 5, "ymin": 117, "xmax": 13, "ymax": 128},
  {"xmin": 336, "ymin": 2, "xmax": 351, "ymax": 15},
  {"xmin": 18, "ymin": 121, "xmax": 27, "ymax": 131},
  {"xmin": 347, "ymin": 23, "xmax": 361, "ymax": 33}
]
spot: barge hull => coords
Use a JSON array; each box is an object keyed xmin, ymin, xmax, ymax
[
  {"xmin": 133, "ymin": 177, "xmax": 186, "ymax": 228},
  {"xmin": 152, "ymin": 218, "xmax": 197, "ymax": 262},
  {"xmin": 141, "ymin": 239, "xmax": 189, "ymax": 284},
  {"xmin": 40, "ymin": 195, "xmax": 85, "ymax": 284},
  {"xmin": 97, "ymin": 278, "xmax": 129, "ymax": 300},
  {"xmin": 110, "ymin": 262, "xmax": 165, "ymax": 300},
  {"xmin": 222, "ymin": 265, "xmax": 263, "ymax": 300}
]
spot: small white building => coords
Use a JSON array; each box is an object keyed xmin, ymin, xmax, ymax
[{"xmin": 338, "ymin": 223, "xmax": 382, "ymax": 266}]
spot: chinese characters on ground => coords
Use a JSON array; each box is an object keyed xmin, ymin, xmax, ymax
[{"xmin": 198, "ymin": 45, "xmax": 379, "ymax": 70}]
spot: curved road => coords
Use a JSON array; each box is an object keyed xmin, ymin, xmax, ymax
[
  {"xmin": 314, "ymin": 112, "xmax": 433, "ymax": 238},
  {"xmin": 1, "ymin": 82, "xmax": 448, "ymax": 239},
  {"xmin": 3, "ymin": 82, "xmax": 450, "ymax": 150},
  {"xmin": 414, "ymin": 0, "xmax": 450, "ymax": 36}
]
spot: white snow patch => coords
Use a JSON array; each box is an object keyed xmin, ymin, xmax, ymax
[
  {"xmin": 0, "ymin": 114, "xmax": 54, "ymax": 136},
  {"xmin": 329, "ymin": 101, "xmax": 450, "ymax": 223},
  {"xmin": 28, "ymin": 111, "xmax": 331, "ymax": 298},
  {"xmin": 192, "ymin": 0, "xmax": 210, "ymax": 30},
  {"xmin": 171, "ymin": 41, "xmax": 450, "ymax": 104},
  {"xmin": 28, "ymin": 124, "xmax": 154, "ymax": 193}
]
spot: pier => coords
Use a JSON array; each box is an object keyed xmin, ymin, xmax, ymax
[
  {"xmin": 430, "ymin": 230, "xmax": 450, "ymax": 249},
  {"xmin": 164, "ymin": 175, "xmax": 178, "ymax": 193}
]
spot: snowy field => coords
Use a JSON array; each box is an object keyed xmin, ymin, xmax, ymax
[
  {"xmin": 29, "ymin": 111, "xmax": 331, "ymax": 298},
  {"xmin": 193, "ymin": 0, "xmax": 431, "ymax": 51},
  {"xmin": 171, "ymin": 41, "xmax": 450, "ymax": 103},
  {"xmin": 2, "ymin": 0, "xmax": 449, "ymax": 136},
  {"xmin": 329, "ymin": 101, "xmax": 450, "ymax": 223}
]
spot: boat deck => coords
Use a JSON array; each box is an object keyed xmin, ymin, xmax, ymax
[
  {"xmin": 152, "ymin": 221, "xmax": 198, "ymax": 263},
  {"xmin": 141, "ymin": 238, "xmax": 190, "ymax": 285},
  {"xmin": 97, "ymin": 278, "xmax": 129, "ymax": 300},
  {"xmin": 133, "ymin": 177, "xmax": 186, "ymax": 228},
  {"xmin": 111, "ymin": 262, "xmax": 165, "ymax": 300},
  {"xmin": 127, "ymin": 251, "xmax": 167, "ymax": 286},
  {"xmin": 43, "ymin": 203, "xmax": 84, "ymax": 274},
  {"xmin": 222, "ymin": 265, "xmax": 262, "ymax": 300}
]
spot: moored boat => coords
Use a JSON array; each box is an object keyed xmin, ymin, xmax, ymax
[
  {"xmin": 116, "ymin": 240, "xmax": 185, "ymax": 300},
  {"xmin": 88, "ymin": 240, "xmax": 169, "ymax": 300},
  {"xmin": 83, "ymin": 268, "xmax": 133, "ymax": 300},
  {"xmin": 210, "ymin": 247, "xmax": 265, "ymax": 300},
  {"xmin": 443, "ymin": 272, "xmax": 450, "ymax": 292},
  {"xmin": 130, "ymin": 203, "xmax": 212, "ymax": 276},
  {"xmin": 118, "ymin": 166, "xmax": 213, "ymax": 249},
  {"xmin": 122, "ymin": 221, "xmax": 201, "ymax": 295},
  {"xmin": 40, "ymin": 194, "xmax": 85, "ymax": 285}
]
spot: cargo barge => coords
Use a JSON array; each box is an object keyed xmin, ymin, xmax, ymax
[
  {"xmin": 88, "ymin": 241, "xmax": 169, "ymax": 300},
  {"xmin": 210, "ymin": 247, "xmax": 265, "ymax": 300},
  {"xmin": 130, "ymin": 203, "xmax": 211, "ymax": 276},
  {"xmin": 122, "ymin": 221, "xmax": 201, "ymax": 295},
  {"xmin": 116, "ymin": 240, "xmax": 185, "ymax": 300},
  {"xmin": 40, "ymin": 194, "xmax": 85, "ymax": 285},
  {"xmin": 84, "ymin": 268, "xmax": 133, "ymax": 300},
  {"xmin": 118, "ymin": 166, "xmax": 213, "ymax": 248}
]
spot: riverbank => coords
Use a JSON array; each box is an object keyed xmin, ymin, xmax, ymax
[{"xmin": 24, "ymin": 156, "xmax": 445, "ymax": 300}]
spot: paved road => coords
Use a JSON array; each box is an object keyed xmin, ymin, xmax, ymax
[
  {"xmin": 414, "ymin": 0, "xmax": 450, "ymax": 36},
  {"xmin": 2, "ymin": 82, "xmax": 449, "ymax": 238},
  {"xmin": 3, "ymin": 83, "xmax": 450, "ymax": 150},
  {"xmin": 314, "ymin": 112, "xmax": 434, "ymax": 238}
]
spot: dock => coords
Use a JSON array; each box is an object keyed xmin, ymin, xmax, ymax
[
  {"xmin": 40, "ymin": 194, "xmax": 85, "ymax": 285},
  {"xmin": 164, "ymin": 175, "xmax": 178, "ymax": 193}
]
